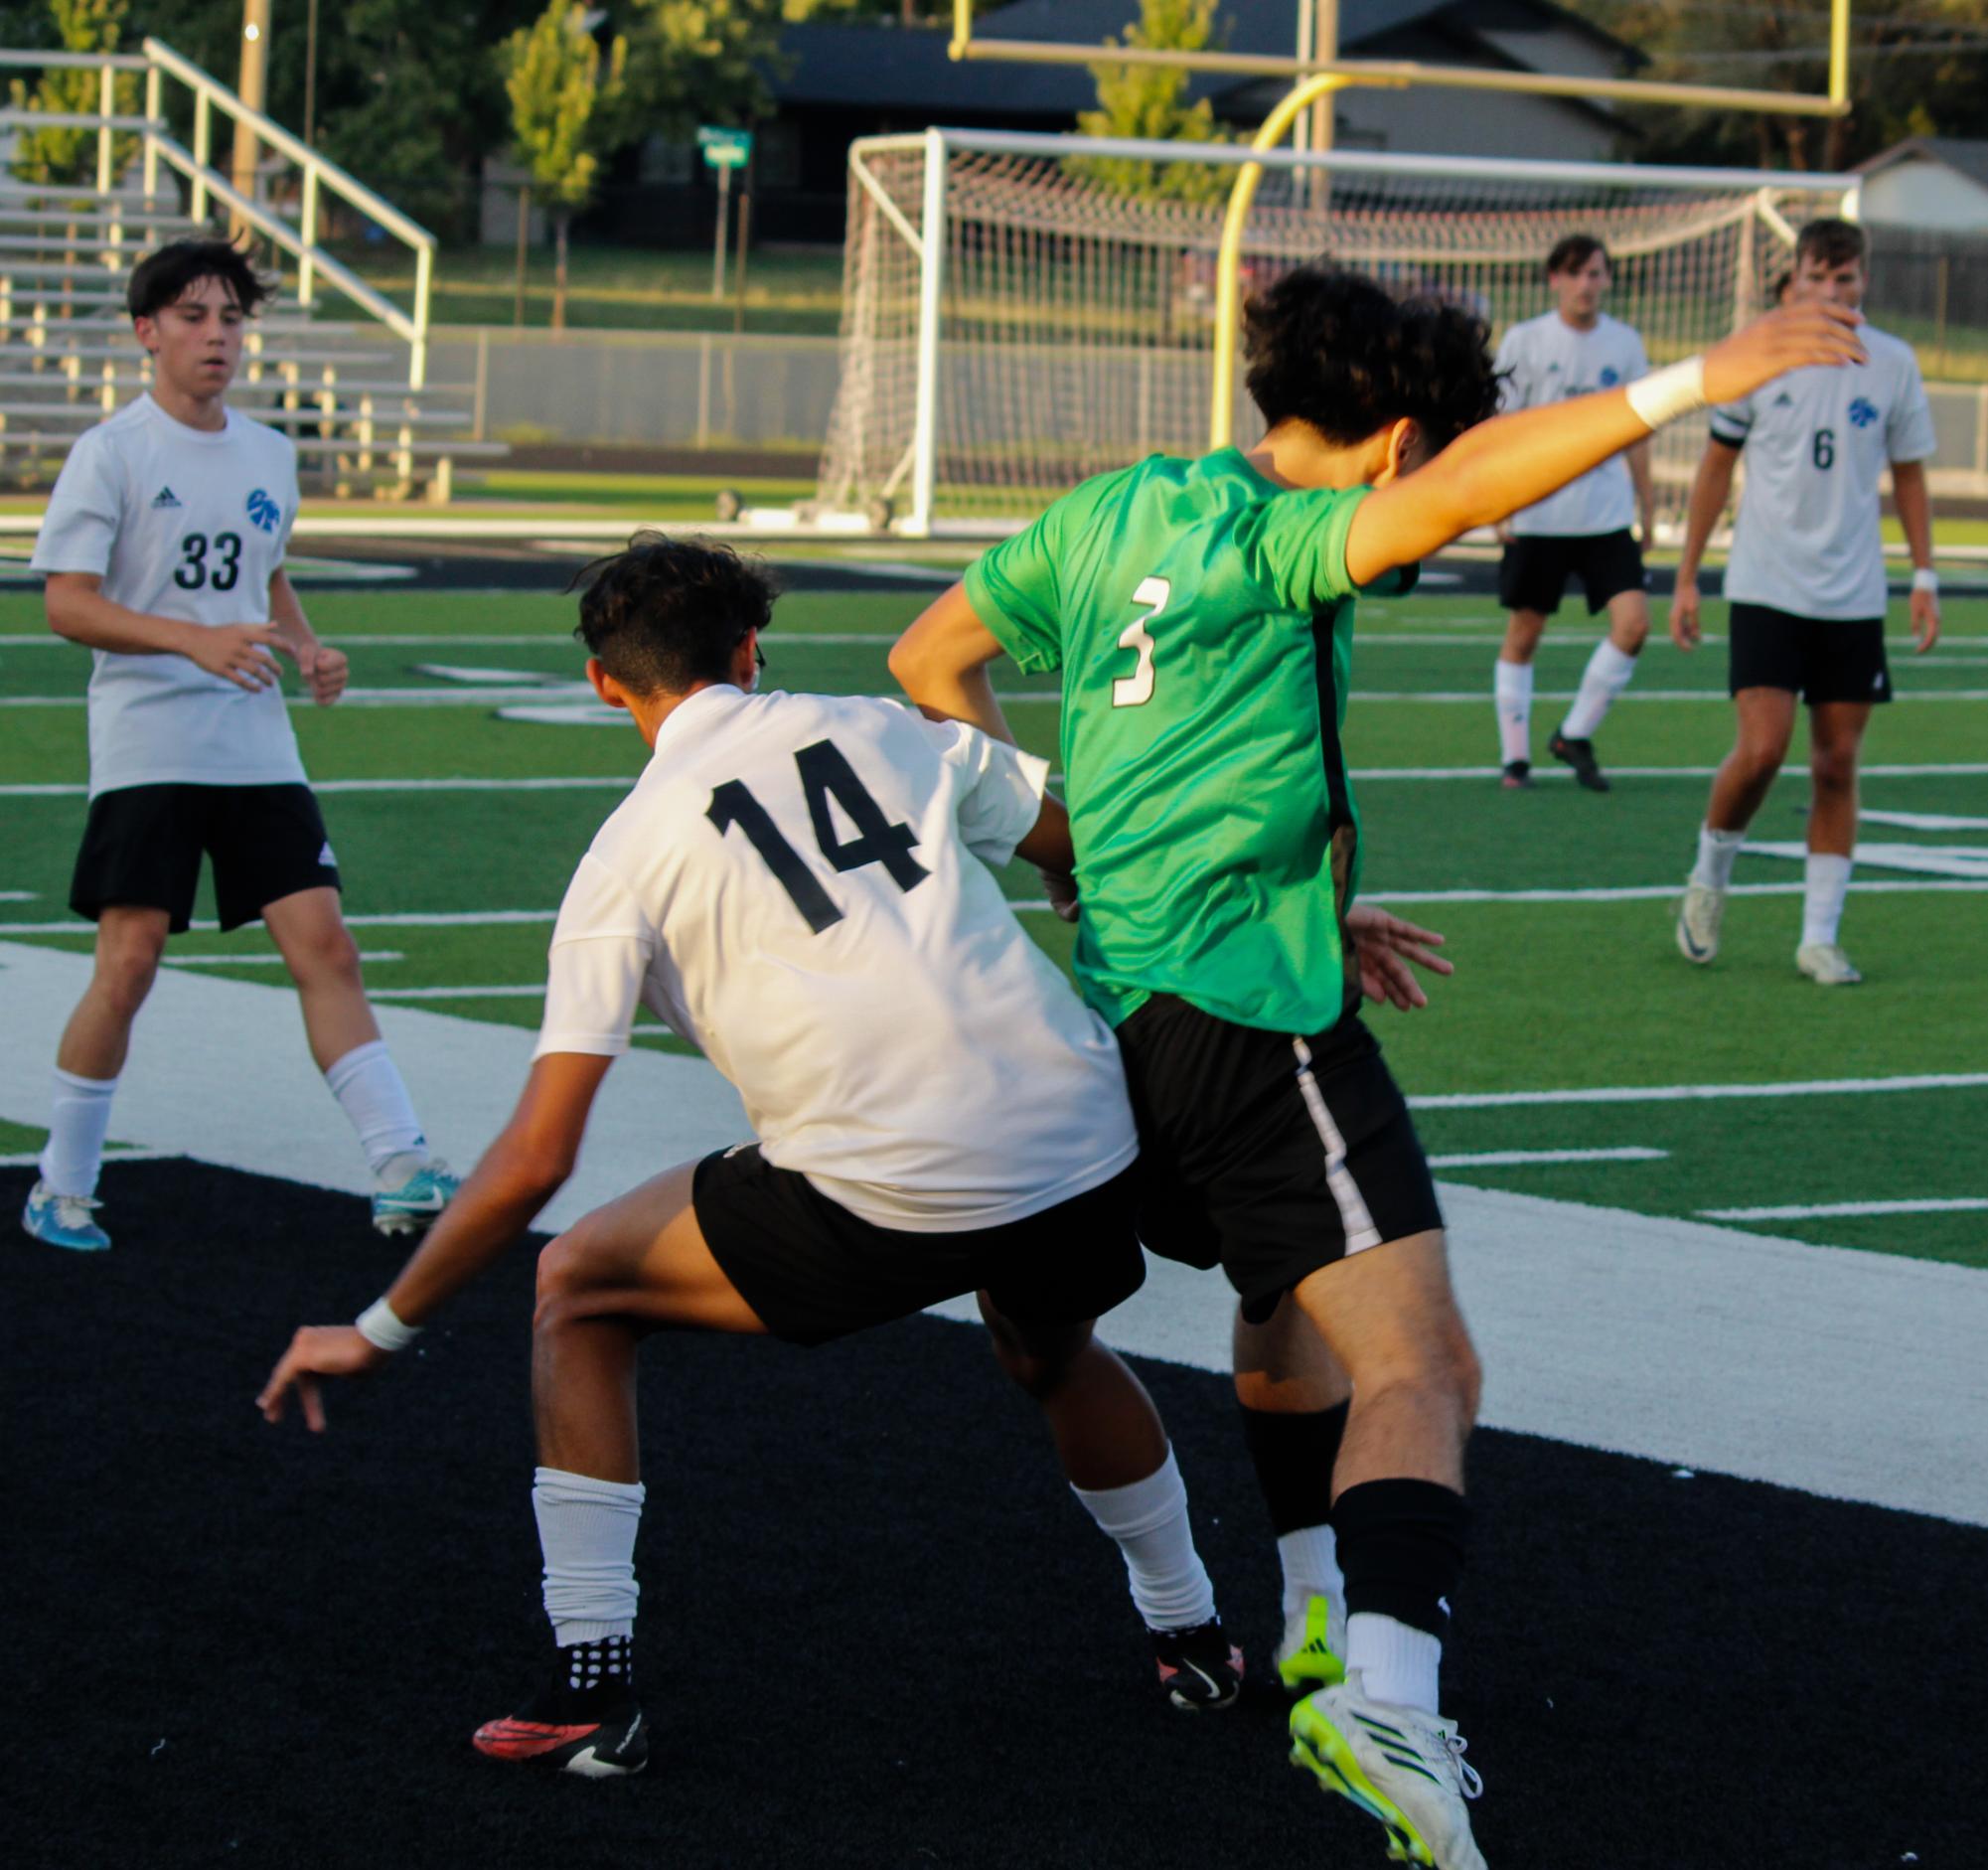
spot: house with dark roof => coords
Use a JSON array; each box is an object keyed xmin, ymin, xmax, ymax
[
  {"xmin": 1855, "ymin": 138, "xmax": 1988, "ymax": 234},
  {"xmin": 568, "ymin": 0, "xmax": 1641, "ymax": 246}
]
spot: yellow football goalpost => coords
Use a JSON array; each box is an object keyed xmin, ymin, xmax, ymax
[{"xmin": 947, "ymin": 0, "xmax": 1854, "ymax": 448}]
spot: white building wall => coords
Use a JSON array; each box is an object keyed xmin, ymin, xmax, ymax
[{"xmin": 1859, "ymin": 161, "xmax": 1988, "ymax": 233}]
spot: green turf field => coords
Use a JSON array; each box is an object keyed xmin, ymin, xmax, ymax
[{"xmin": 3, "ymin": 573, "xmax": 1983, "ymax": 1268}]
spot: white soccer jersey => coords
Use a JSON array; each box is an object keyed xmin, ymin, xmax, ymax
[
  {"xmin": 1711, "ymin": 322, "xmax": 1935, "ymax": 621},
  {"xmin": 1494, "ymin": 312, "xmax": 1649, "ymax": 538},
  {"xmin": 535, "ymin": 685, "xmax": 1140, "ymax": 1232},
  {"xmin": 32, "ymin": 394, "xmax": 305, "ymax": 797}
]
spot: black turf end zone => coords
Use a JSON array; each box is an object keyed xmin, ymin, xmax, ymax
[{"xmin": 5, "ymin": 1159, "xmax": 1980, "ymax": 1870}]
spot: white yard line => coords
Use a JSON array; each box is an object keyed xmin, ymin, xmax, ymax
[
  {"xmin": 0, "ymin": 890, "xmax": 34, "ymax": 901},
  {"xmin": 0, "ymin": 1148, "xmax": 181, "ymax": 1168},
  {"xmin": 1700, "ymin": 1197, "xmax": 1988, "ymax": 1221},
  {"xmin": 1412, "ymin": 1071, "xmax": 1988, "ymax": 1111},
  {"xmin": 164, "ymin": 950, "xmax": 404, "ymax": 968},
  {"xmin": 1345, "ymin": 762, "xmax": 1988, "ymax": 781},
  {"xmin": 369, "ymin": 984, "xmax": 543, "ymax": 1000},
  {"xmin": 1360, "ymin": 879, "xmax": 1988, "ymax": 903},
  {"xmin": 0, "ymin": 777, "xmax": 631, "ymax": 798},
  {"xmin": 1426, "ymin": 1146, "xmax": 1668, "ymax": 1169}
]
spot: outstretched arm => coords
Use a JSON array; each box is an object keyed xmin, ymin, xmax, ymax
[
  {"xmin": 256, "ymin": 1052, "xmax": 614, "ymax": 1430},
  {"xmin": 889, "ymin": 582, "xmax": 1016, "ymax": 743},
  {"xmin": 1342, "ymin": 300, "xmax": 1865, "ymax": 589}
]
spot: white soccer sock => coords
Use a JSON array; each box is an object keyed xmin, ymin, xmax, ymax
[
  {"xmin": 1559, "ymin": 639, "xmax": 1639, "ymax": 740},
  {"xmin": 1071, "ymin": 1445, "xmax": 1218, "ymax": 1634},
  {"xmin": 1346, "ymin": 1611, "xmax": 1443, "ymax": 1716},
  {"xmin": 1278, "ymin": 1522, "xmax": 1344, "ymax": 1631},
  {"xmin": 323, "ymin": 1039, "xmax": 429, "ymax": 1181},
  {"xmin": 1493, "ymin": 659, "xmax": 1533, "ymax": 767},
  {"xmin": 1802, "ymin": 852, "xmax": 1854, "ymax": 949},
  {"xmin": 534, "ymin": 1466, "xmax": 646, "ymax": 1645},
  {"xmin": 1690, "ymin": 826, "xmax": 1746, "ymax": 892},
  {"xmin": 38, "ymin": 1067, "xmax": 118, "ymax": 1198}
]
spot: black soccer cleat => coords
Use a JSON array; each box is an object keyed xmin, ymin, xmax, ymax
[
  {"xmin": 1549, "ymin": 731, "xmax": 1611, "ymax": 792},
  {"xmin": 1151, "ymin": 1617, "xmax": 1245, "ymax": 1712},
  {"xmin": 1500, "ymin": 759, "xmax": 1534, "ymax": 791}
]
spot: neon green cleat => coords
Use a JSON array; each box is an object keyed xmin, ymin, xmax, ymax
[
  {"xmin": 1290, "ymin": 1671, "xmax": 1487, "ymax": 1870},
  {"xmin": 1276, "ymin": 1593, "xmax": 1346, "ymax": 1696}
]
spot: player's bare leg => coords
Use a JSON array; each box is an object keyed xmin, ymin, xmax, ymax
[
  {"xmin": 27, "ymin": 905, "xmax": 168, "ymax": 1249},
  {"xmin": 475, "ymin": 1165, "xmax": 768, "ymax": 1777},
  {"xmin": 1285, "ymin": 1234, "xmax": 1488, "ymax": 1870},
  {"xmin": 1797, "ymin": 700, "xmax": 1873, "ymax": 983},
  {"xmin": 1494, "ymin": 607, "xmax": 1546, "ymax": 786},
  {"xmin": 264, "ymin": 885, "xmax": 380, "ymax": 1070},
  {"xmin": 1553, "ymin": 585, "xmax": 1648, "ymax": 791},
  {"xmin": 1235, "ymin": 1298, "xmax": 1355, "ymax": 1693},
  {"xmin": 267, "ymin": 884, "xmax": 458, "ymax": 1226},
  {"xmin": 55, "ymin": 904, "xmax": 168, "ymax": 1080},
  {"xmin": 982, "ymin": 1293, "xmax": 1238, "ymax": 1708}
]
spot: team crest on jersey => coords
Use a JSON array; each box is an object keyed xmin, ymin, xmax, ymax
[
  {"xmin": 151, "ymin": 486, "xmax": 182, "ymax": 509},
  {"xmin": 1848, "ymin": 397, "xmax": 1879, "ymax": 427},
  {"xmin": 1599, "ymin": 367, "xmax": 1620, "ymax": 387},
  {"xmin": 245, "ymin": 488, "xmax": 283, "ymax": 534}
]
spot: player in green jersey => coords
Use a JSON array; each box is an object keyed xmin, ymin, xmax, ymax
[{"xmin": 891, "ymin": 267, "xmax": 1863, "ymax": 1870}]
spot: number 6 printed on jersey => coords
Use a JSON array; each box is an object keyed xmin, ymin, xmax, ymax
[{"xmin": 1113, "ymin": 576, "xmax": 1168, "ymax": 707}]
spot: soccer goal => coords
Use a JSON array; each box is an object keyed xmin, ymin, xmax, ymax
[{"xmin": 810, "ymin": 129, "xmax": 1855, "ymax": 538}]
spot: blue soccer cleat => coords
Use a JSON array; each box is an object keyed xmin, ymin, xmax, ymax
[
  {"xmin": 371, "ymin": 1160, "xmax": 460, "ymax": 1237},
  {"xmin": 23, "ymin": 1179, "xmax": 111, "ymax": 1252}
]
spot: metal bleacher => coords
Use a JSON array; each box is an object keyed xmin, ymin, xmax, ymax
[{"xmin": 0, "ymin": 38, "xmax": 502, "ymax": 502}]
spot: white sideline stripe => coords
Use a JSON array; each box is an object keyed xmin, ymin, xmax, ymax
[
  {"xmin": 1, "ymin": 939, "xmax": 1981, "ymax": 1527},
  {"xmin": 0, "ymin": 910, "xmax": 561, "ymax": 933},
  {"xmin": 0, "ymin": 890, "xmax": 33, "ymax": 901},
  {"xmin": 1744, "ymin": 840, "xmax": 1988, "ymax": 880},
  {"xmin": 0, "ymin": 1148, "xmax": 181, "ymax": 1169},
  {"xmin": 370, "ymin": 984, "xmax": 543, "ymax": 1000},
  {"xmin": 1860, "ymin": 809, "xmax": 1988, "ymax": 832},
  {"xmin": 989, "ymin": 689, "xmax": 1988, "ymax": 706},
  {"xmin": 1700, "ymin": 1197, "xmax": 1988, "ymax": 1221},
  {"xmin": 1427, "ymin": 1147, "xmax": 1668, "ymax": 1168},
  {"xmin": 1411, "ymin": 1071, "xmax": 1988, "ymax": 1111},
  {"xmin": 3, "ymin": 762, "xmax": 1986, "ymax": 802}
]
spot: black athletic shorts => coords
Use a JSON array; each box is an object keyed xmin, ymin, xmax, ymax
[
  {"xmin": 70, "ymin": 782, "xmax": 341, "ymax": 934},
  {"xmin": 1497, "ymin": 530, "xmax": 1647, "ymax": 617},
  {"xmin": 1117, "ymin": 996, "xmax": 1443, "ymax": 1324},
  {"xmin": 690, "ymin": 1145, "xmax": 1147, "ymax": 1347},
  {"xmin": 1728, "ymin": 602, "xmax": 1892, "ymax": 704}
]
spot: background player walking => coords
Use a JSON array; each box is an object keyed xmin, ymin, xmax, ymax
[
  {"xmin": 1491, "ymin": 235, "xmax": 1656, "ymax": 792},
  {"xmin": 21, "ymin": 239, "xmax": 457, "ymax": 1252},
  {"xmin": 1672, "ymin": 219, "xmax": 1940, "ymax": 985}
]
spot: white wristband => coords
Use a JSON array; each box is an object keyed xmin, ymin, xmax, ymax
[
  {"xmin": 1624, "ymin": 358, "xmax": 1708, "ymax": 432},
  {"xmin": 1912, "ymin": 567, "xmax": 1939, "ymax": 594},
  {"xmin": 356, "ymin": 1296, "xmax": 422, "ymax": 1353}
]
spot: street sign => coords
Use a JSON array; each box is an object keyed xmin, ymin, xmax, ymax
[{"xmin": 697, "ymin": 126, "xmax": 753, "ymax": 170}]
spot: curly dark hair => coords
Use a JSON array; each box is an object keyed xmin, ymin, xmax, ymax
[
  {"xmin": 1242, "ymin": 265, "xmax": 1501, "ymax": 454},
  {"xmin": 570, "ymin": 532, "xmax": 778, "ymax": 696},
  {"xmin": 127, "ymin": 237, "xmax": 274, "ymax": 321}
]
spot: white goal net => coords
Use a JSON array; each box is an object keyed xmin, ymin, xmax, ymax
[{"xmin": 812, "ymin": 129, "xmax": 1854, "ymax": 536}]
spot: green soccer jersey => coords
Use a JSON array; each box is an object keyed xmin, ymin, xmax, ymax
[{"xmin": 964, "ymin": 447, "xmax": 1413, "ymax": 1035}]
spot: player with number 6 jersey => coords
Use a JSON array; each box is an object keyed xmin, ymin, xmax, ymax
[
  {"xmin": 22, "ymin": 238, "xmax": 456, "ymax": 1256},
  {"xmin": 1671, "ymin": 218, "xmax": 1941, "ymax": 986},
  {"xmin": 258, "ymin": 535, "xmax": 1245, "ymax": 1781}
]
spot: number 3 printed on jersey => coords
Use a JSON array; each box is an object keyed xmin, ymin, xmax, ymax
[{"xmin": 1113, "ymin": 576, "xmax": 1168, "ymax": 707}]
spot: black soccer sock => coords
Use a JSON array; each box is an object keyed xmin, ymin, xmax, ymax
[
  {"xmin": 1238, "ymin": 1401, "xmax": 1349, "ymax": 1536},
  {"xmin": 528, "ymin": 1635, "xmax": 636, "ymax": 1721},
  {"xmin": 1331, "ymin": 1478, "xmax": 1470, "ymax": 1642}
]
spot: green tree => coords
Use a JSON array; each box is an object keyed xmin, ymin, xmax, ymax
[
  {"xmin": 625, "ymin": 1, "xmax": 782, "ymax": 140},
  {"xmin": 502, "ymin": 1, "xmax": 630, "ymax": 329},
  {"xmin": 9, "ymin": 0, "xmax": 138, "ymax": 189},
  {"xmin": 1075, "ymin": 0, "xmax": 1228, "ymax": 205}
]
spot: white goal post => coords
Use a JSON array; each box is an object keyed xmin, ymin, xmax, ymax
[{"xmin": 809, "ymin": 128, "xmax": 1856, "ymax": 538}]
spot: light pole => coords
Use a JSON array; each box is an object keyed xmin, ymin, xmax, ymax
[
  {"xmin": 1294, "ymin": 0, "xmax": 1338, "ymax": 208},
  {"xmin": 232, "ymin": 0, "xmax": 272, "ymax": 223}
]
